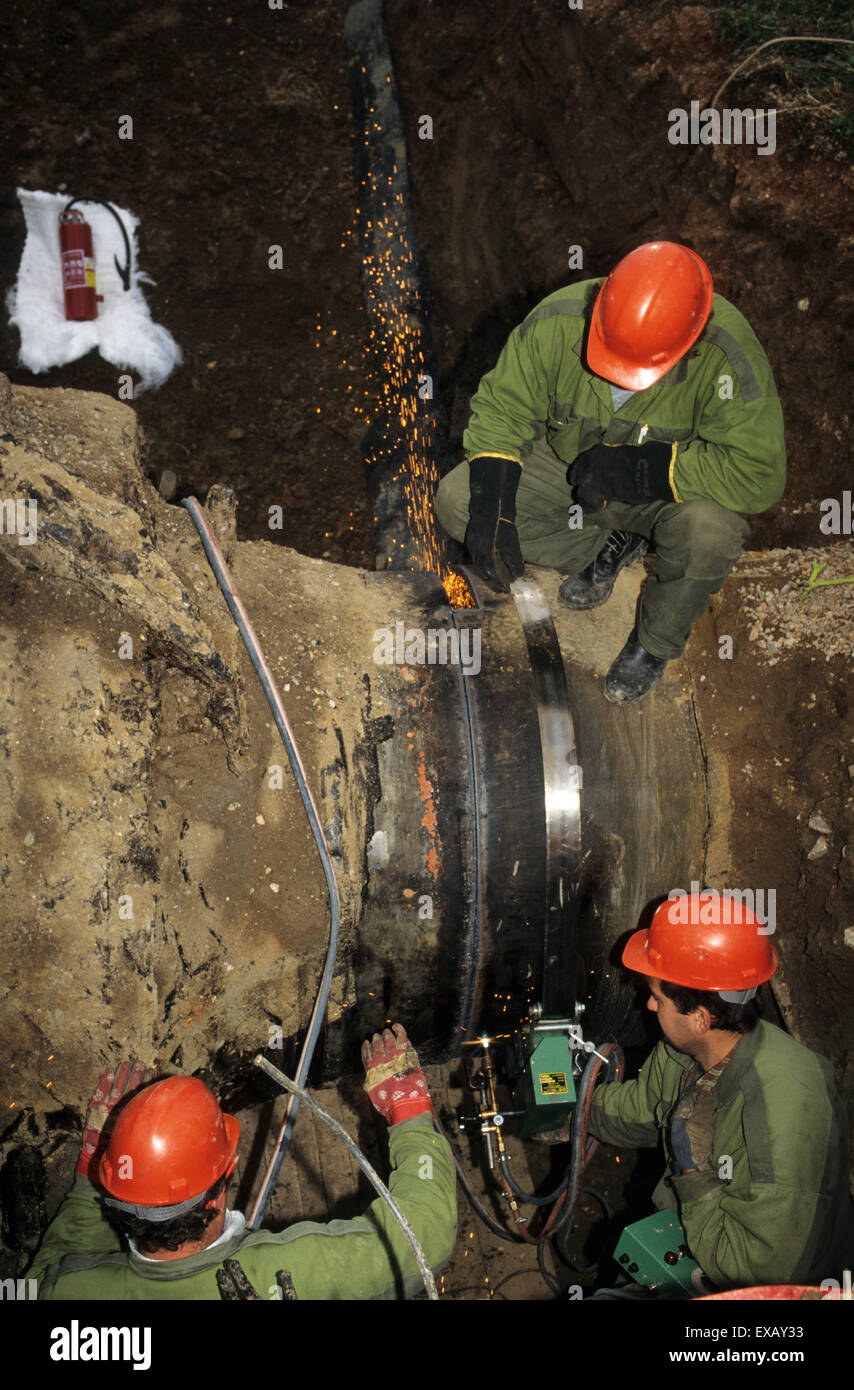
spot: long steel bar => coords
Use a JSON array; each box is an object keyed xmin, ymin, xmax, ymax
[
  {"xmin": 182, "ymin": 498, "xmax": 341, "ymax": 1229},
  {"xmin": 446, "ymin": 565, "xmax": 484, "ymax": 1042},
  {"xmin": 510, "ymin": 575, "xmax": 581, "ymax": 1016}
]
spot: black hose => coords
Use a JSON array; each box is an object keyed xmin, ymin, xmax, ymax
[
  {"xmin": 442, "ymin": 1043, "xmax": 624, "ymax": 1254},
  {"xmin": 433, "ymin": 1108, "xmax": 522, "ymax": 1243},
  {"xmin": 537, "ymin": 1239, "xmax": 563, "ymax": 1298},
  {"xmin": 560, "ymin": 1185, "xmax": 613, "ymax": 1274},
  {"xmin": 498, "ymin": 1153, "xmax": 568, "ymax": 1207},
  {"xmin": 547, "ymin": 1043, "xmax": 623, "ymax": 1241}
]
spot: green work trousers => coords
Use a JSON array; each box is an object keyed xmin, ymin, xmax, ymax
[{"xmin": 435, "ymin": 439, "xmax": 750, "ymax": 660}]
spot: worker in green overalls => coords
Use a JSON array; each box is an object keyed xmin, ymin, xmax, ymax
[
  {"xmin": 435, "ymin": 241, "xmax": 786, "ymax": 702},
  {"xmin": 589, "ymin": 891, "xmax": 854, "ymax": 1290},
  {"xmin": 28, "ymin": 1024, "xmax": 456, "ymax": 1300}
]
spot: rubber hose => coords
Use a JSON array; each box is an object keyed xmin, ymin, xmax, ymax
[
  {"xmin": 498, "ymin": 1043, "xmax": 624, "ymax": 1247},
  {"xmin": 498, "ymin": 1153, "xmax": 568, "ymax": 1207},
  {"xmin": 432, "ymin": 1108, "xmax": 524, "ymax": 1242},
  {"xmin": 547, "ymin": 1042, "xmax": 624, "ymax": 1241},
  {"xmin": 254, "ymin": 1056, "xmax": 438, "ymax": 1300},
  {"xmin": 537, "ymin": 1238, "xmax": 563, "ymax": 1298},
  {"xmin": 441, "ymin": 1044, "xmax": 623, "ymax": 1250},
  {"xmin": 560, "ymin": 1185, "xmax": 613, "ymax": 1274}
]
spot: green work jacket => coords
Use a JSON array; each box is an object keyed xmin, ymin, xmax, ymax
[
  {"xmin": 29, "ymin": 1116, "xmax": 456, "ymax": 1301},
  {"xmin": 588, "ymin": 1021, "xmax": 854, "ymax": 1289},
  {"xmin": 463, "ymin": 280, "xmax": 786, "ymax": 515}
]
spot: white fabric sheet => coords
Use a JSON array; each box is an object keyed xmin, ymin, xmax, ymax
[{"xmin": 7, "ymin": 188, "xmax": 182, "ymax": 393}]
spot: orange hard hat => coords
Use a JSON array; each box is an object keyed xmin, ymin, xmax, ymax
[
  {"xmin": 586, "ymin": 242, "xmax": 714, "ymax": 390},
  {"xmin": 622, "ymin": 891, "xmax": 779, "ymax": 1002},
  {"xmin": 99, "ymin": 1076, "xmax": 240, "ymax": 1221}
]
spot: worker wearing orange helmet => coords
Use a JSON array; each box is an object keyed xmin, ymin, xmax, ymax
[
  {"xmin": 587, "ymin": 891, "xmax": 854, "ymax": 1289},
  {"xmin": 435, "ymin": 241, "xmax": 786, "ymax": 702},
  {"xmin": 28, "ymin": 1025, "xmax": 457, "ymax": 1300}
]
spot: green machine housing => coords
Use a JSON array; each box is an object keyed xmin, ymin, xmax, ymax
[
  {"xmin": 613, "ymin": 1212, "xmax": 701, "ymax": 1295},
  {"xmin": 513, "ymin": 1026, "xmax": 577, "ymax": 1139}
]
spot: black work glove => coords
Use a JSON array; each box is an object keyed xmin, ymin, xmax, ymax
[
  {"xmin": 465, "ymin": 456, "xmax": 525, "ymax": 591},
  {"xmin": 569, "ymin": 440, "xmax": 676, "ymax": 513}
]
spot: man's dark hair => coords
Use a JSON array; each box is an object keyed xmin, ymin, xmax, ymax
[
  {"xmin": 111, "ymin": 1173, "xmax": 227, "ymax": 1255},
  {"xmin": 659, "ymin": 978, "xmax": 761, "ymax": 1035},
  {"xmin": 582, "ymin": 277, "xmax": 600, "ymax": 317}
]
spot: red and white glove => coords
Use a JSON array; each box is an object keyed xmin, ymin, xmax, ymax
[
  {"xmin": 76, "ymin": 1060, "xmax": 153, "ymax": 1181},
  {"xmin": 361, "ymin": 1024, "xmax": 432, "ymax": 1126}
]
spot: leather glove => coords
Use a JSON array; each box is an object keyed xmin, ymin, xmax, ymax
[
  {"xmin": 569, "ymin": 440, "xmax": 676, "ymax": 513},
  {"xmin": 76, "ymin": 1060, "xmax": 154, "ymax": 1181},
  {"xmin": 361, "ymin": 1023, "xmax": 432, "ymax": 1126},
  {"xmin": 465, "ymin": 456, "xmax": 525, "ymax": 591}
]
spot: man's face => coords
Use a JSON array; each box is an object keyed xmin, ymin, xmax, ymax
[{"xmin": 646, "ymin": 978, "xmax": 702, "ymax": 1054}]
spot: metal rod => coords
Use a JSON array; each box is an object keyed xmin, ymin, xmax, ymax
[
  {"xmin": 447, "ymin": 567, "xmax": 484, "ymax": 1042},
  {"xmin": 181, "ymin": 498, "xmax": 341, "ymax": 1228},
  {"xmin": 510, "ymin": 574, "xmax": 582, "ymax": 1016}
]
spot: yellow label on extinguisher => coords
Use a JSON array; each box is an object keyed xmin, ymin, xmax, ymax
[{"xmin": 85, "ymin": 259, "xmax": 96, "ymax": 289}]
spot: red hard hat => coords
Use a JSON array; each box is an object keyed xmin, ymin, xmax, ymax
[
  {"xmin": 622, "ymin": 891, "xmax": 779, "ymax": 999},
  {"xmin": 99, "ymin": 1076, "xmax": 240, "ymax": 1220},
  {"xmin": 586, "ymin": 242, "xmax": 714, "ymax": 390}
]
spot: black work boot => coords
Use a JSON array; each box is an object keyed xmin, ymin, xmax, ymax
[
  {"xmin": 604, "ymin": 629, "xmax": 669, "ymax": 704},
  {"xmin": 558, "ymin": 531, "xmax": 648, "ymax": 611}
]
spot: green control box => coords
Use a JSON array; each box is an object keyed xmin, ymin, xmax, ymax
[
  {"xmin": 513, "ymin": 1028, "xmax": 576, "ymax": 1139},
  {"xmin": 613, "ymin": 1212, "xmax": 701, "ymax": 1295}
]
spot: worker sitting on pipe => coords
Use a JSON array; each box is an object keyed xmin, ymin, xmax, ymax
[
  {"xmin": 587, "ymin": 891, "xmax": 854, "ymax": 1292},
  {"xmin": 435, "ymin": 241, "xmax": 785, "ymax": 703},
  {"xmin": 27, "ymin": 1024, "xmax": 457, "ymax": 1300}
]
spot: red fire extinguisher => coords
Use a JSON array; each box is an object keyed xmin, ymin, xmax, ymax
[{"xmin": 59, "ymin": 208, "xmax": 100, "ymax": 320}]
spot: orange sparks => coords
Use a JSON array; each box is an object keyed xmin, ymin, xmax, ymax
[{"xmin": 443, "ymin": 569, "xmax": 476, "ymax": 610}]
